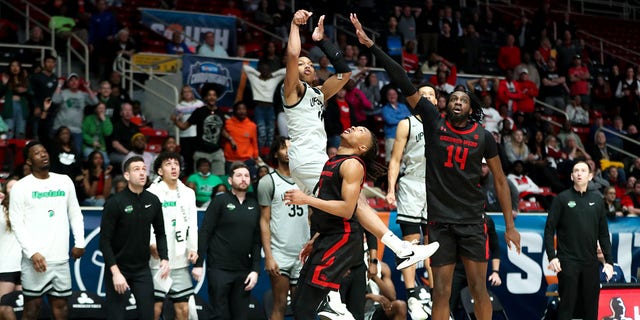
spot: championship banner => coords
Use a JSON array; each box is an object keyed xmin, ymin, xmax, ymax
[
  {"xmin": 139, "ymin": 8, "xmax": 237, "ymax": 55},
  {"xmin": 131, "ymin": 53, "xmax": 182, "ymax": 73},
  {"xmin": 71, "ymin": 210, "xmax": 640, "ymax": 320},
  {"xmin": 181, "ymin": 55, "xmax": 247, "ymax": 108}
]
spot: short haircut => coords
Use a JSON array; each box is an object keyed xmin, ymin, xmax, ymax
[
  {"xmin": 229, "ymin": 161, "xmax": 249, "ymax": 176},
  {"xmin": 123, "ymin": 156, "xmax": 145, "ymax": 172},
  {"xmin": 23, "ymin": 140, "xmax": 45, "ymax": 161},
  {"xmin": 196, "ymin": 158, "xmax": 211, "ymax": 168},
  {"xmin": 153, "ymin": 152, "xmax": 182, "ymax": 174}
]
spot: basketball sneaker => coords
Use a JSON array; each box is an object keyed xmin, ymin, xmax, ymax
[
  {"xmin": 396, "ymin": 242, "xmax": 440, "ymax": 270},
  {"xmin": 408, "ymin": 296, "xmax": 430, "ymax": 320},
  {"xmin": 317, "ymin": 291, "xmax": 355, "ymax": 320}
]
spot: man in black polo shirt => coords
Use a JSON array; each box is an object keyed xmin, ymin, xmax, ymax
[
  {"xmin": 109, "ymin": 102, "xmax": 140, "ymax": 171},
  {"xmin": 193, "ymin": 161, "xmax": 260, "ymax": 319},
  {"xmin": 100, "ymin": 156, "xmax": 169, "ymax": 320}
]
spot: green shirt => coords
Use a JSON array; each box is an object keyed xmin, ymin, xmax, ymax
[{"xmin": 187, "ymin": 173, "xmax": 224, "ymax": 204}]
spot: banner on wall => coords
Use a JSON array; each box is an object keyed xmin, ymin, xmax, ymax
[
  {"xmin": 181, "ymin": 55, "xmax": 250, "ymax": 108},
  {"xmin": 72, "ymin": 211, "xmax": 640, "ymax": 320},
  {"xmin": 139, "ymin": 8, "xmax": 237, "ymax": 55}
]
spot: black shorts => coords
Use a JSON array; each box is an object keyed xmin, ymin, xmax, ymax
[
  {"xmin": 427, "ymin": 222, "xmax": 488, "ymax": 267},
  {"xmin": 0, "ymin": 272, "xmax": 21, "ymax": 285},
  {"xmin": 399, "ymin": 222, "xmax": 428, "ymax": 237},
  {"xmin": 300, "ymin": 230, "xmax": 364, "ymax": 290}
]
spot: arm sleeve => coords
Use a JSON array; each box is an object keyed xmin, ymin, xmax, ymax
[
  {"xmin": 365, "ymin": 230, "xmax": 378, "ymax": 251},
  {"xmin": 369, "ymin": 45, "xmax": 416, "ymax": 97},
  {"xmin": 195, "ymin": 195, "xmax": 222, "ymax": 267},
  {"xmin": 8, "ymin": 183, "xmax": 37, "ymax": 258},
  {"xmin": 316, "ymin": 39, "xmax": 351, "ymax": 74},
  {"xmin": 100, "ymin": 198, "xmax": 120, "ymax": 268},
  {"xmin": 66, "ymin": 177, "xmax": 85, "ymax": 248},
  {"xmin": 544, "ymin": 196, "xmax": 562, "ymax": 260},
  {"xmin": 152, "ymin": 198, "xmax": 169, "ymax": 260}
]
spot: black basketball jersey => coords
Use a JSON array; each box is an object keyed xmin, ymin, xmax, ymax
[
  {"xmin": 311, "ymin": 155, "xmax": 364, "ymax": 234},
  {"xmin": 414, "ymin": 97, "xmax": 498, "ymax": 224}
]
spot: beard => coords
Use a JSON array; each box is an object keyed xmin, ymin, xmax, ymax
[{"xmin": 446, "ymin": 108, "xmax": 468, "ymax": 125}]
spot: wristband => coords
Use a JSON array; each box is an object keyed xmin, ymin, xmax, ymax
[
  {"xmin": 492, "ymin": 270, "xmax": 499, "ymax": 274},
  {"xmin": 370, "ymin": 258, "xmax": 378, "ymax": 264}
]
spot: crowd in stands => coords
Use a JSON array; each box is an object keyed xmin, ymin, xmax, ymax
[{"xmin": 0, "ymin": 0, "xmax": 639, "ymax": 215}]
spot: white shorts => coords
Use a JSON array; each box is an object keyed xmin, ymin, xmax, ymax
[
  {"xmin": 290, "ymin": 161, "xmax": 326, "ymax": 195},
  {"xmin": 396, "ymin": 174, "xmax": 428, "ymax": 225},
  {"xmin": 21, "ymin": 258, "xmax": 72, "ymax": 298},
  {"xmin": 151, "ymin": 267, "xmax": 194, "ymax": 302},
  {"xmin": 272, "ymin": 251, "xmax": 303, "ymax": 285}
]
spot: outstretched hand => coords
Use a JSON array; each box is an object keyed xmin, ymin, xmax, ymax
[
  {"xmin": 292, "ymin": 10, "xmax": 312, "ymax": 26},
  {"xmin": 312, "ymin": 15, "xmax": 325, "ymax": 41},
  {"xmin": 349, "ymin": 13, "xmax": 374, "ymax": 48}
]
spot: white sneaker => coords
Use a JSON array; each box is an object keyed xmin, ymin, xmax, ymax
[
  {"xmin": 318, "ymin": 291, "xmax": 354, "ymax": 320},
  {"xmin": 396, "ymin": 242, "xmax": 440, "ymax": 270},
  {"xmin": 408, "ymin": 297, "xmax": 430, "ymax": 320}
]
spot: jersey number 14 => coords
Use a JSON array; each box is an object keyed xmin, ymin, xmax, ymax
[{"xmin": 444, "ymin": 145, "xmax": 469, "ymax": 170}]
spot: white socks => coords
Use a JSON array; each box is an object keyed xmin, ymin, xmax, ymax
[{"xmin": 381, "ymin": 231, "xmax": 408, "ymax": 255}]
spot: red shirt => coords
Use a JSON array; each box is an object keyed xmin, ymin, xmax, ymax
[
  {"xmin": 568, "ymin": 65, "xmax": 590, "ymax": 95},
  {"xmin": 515, "ymin": 80, "xmax": 539, "ymax": 113},
  {"xmin": 498, "ymin": 46, "xmax": 522, "ymax": 71},
  {"xmin": 337, "ymin": 99, "xmax": 351, "ymax": 131}
]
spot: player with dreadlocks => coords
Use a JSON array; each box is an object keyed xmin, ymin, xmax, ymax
[{"xmin": 351, "ymin": 14, "xmax": 521, "ymax": 320}]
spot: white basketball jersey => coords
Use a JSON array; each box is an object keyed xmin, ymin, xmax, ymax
[
  {"xmin": 268, "ymin": 171, "xmax": 310, "ymax": 257},
  {"xmin": 283, "ymin": 82, "xmax": 328, "ymax": 170},
  {"xmin": 402, "ymin": 115, "xmax": 426, "ymax": 178}
]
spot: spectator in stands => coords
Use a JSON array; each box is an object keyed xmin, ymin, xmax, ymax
[
  {"xmin": 243, "ymin": 60, "xmax": 286, "ymax": 157},
  {"xmin": 401, "ymin": 40, "xmax": 419, "ymax": 72},
  {"xmin": 397, "ymin": 4, "xmax": 417, "ymax": 44},
  {"xmin": 497, "ymin": 34, "xmax": 521, "ymax": 72},
  {"xmin": 315, "ymin": 55, "xmax": 333, "ymax": 84},
  {"xmin": 261, "ymin": 40, "xmax": 284, "ymax": 71},
  {"xmin": 48, "ymin": 126, "xmax": 84, "ymax": 190},
  {"xmin": 557, "ymin": 12, "xmax": 577, "ymax": 39},
  {"xmin": 107, "ymin": 28, "xmax": 137, "ymax": 72},
  {"xmin": 324, "ymin": 88, "xmax": 355, "ymax": 150},
  {"xmin": 344, "ymin": 79, "xmax": 372, "ymax": 127},
  {"xmin": 504, "ymin": 129, "xmax": 533, "ymax": 164},
  {"xmin": 88, "ymin": 0, "xmax": 117, "ymax": 77},
  {"xmin": 515, "ymin": 68, "xmax": 538, "ymax": 114},
  {"xmin": 53, "ymin": 73, "xmax": 99, "ymax": 156},
  {"xmin": 555, "ymin": 31, "xmax": 578, "ymax": 75},
  {"xmin": 166, "ymin": 30, "xmax": 193, "ymax": 55},
  {"xmin": 565, "ymin": 95, "xmax": 589, "ymax": 126},
  {"xmin": 482, "ymin": 98, "xmax": 503, "ymax": 134},
  {"xmin": 173, "ymin": 85, "xmax": 204, "ymax": 175},
  {"xmin": 590, "ymin": 130, "xmax": 624, "ymax": 170},
  {"xmin": 460, "ymin": 23, "xmax": 481, "ymax": 74},
  {"xmin": 527, "ymin": 130, "xmax": 548, "ymax": 166},
  {"xmin": 545, "ymin": 134, "xmax": 570, "ymax": 172},
  {"xmin": 467, "ymin": 77, "xmax": 497, "ymax": 100},
  {"xmin": 604, "ymin": 186, "xmax": 624, "ymax": 218},
  {"xmin": 507, "ymin": 160, "xmax": 552, "ymax": 209},
  {"xmin": 606, "ymin": 166, "xmax": 628, "ymax": 200},
  {"xmin": 496, "ymin": 70, "xmax": 522, "ymax": 114},
  {"xmin": 628, "ymin": 157, "xmax": 640, "ymax": 180},
  {"xmin": 108, "ymin": 71, "xmax": 130, "ymax": 102},
  {"xmin": 30, "ymin": 55, "xmax": 58, "ymax": 139},
  {"xmin": 591, "ymin": 74, "xmax": 613, "ymax": 112},
  {"xmin": 97, "ymin": 80, "xmax": 122, "ymax": 122},
  {"xmin": 111, "ymin": 175, "xmax": 126, "ymax": 194},
  {"xmin": 1, "ymin": 60, "xmax": 33, "ymax": 139},
  {"xmin": 536, "ymin": 37, "xmax": 555, "ymax": 64},
  {"xmin": 359, "ymin": 72, "xmax": 381, "ymax": 109},
  {"xmin": 21, "ymin": 26, "xmax": 50, "ymax": 73},
  {"xmin": 362, "ymin": 259, "xmax": 408, "ymax": 320},
  {"xmin": 621, "ymin": 180, "xmax": 640, "ymax": 216},
  {"xmin": 82, "ymin": 102, "xmax": 113, "ymax": 165},
  {"xmin": 379, "ymin": 16, "xmax": 404, "ymax": 63},
  {"xmin": 172, "ymin": 86, "xmax": 228, "ymax": 176},
  {"xmin": 382, "ymin": 88, "xmax": 411, "ymax": 162},
  {"xmin": 343, "ymin": 45, "xmax": 358, "ymax": 67},
  {"xmin": 431, "ymin": 69, "xmax": 454, "ymax": 95},
  {"xmin": 186, "ymin": 158, "xmax": 225, "ymax": 207},
  {"xmin": 436, "ymin": 94, "xmax": 447, "ymax": 114},
  {"xmin": 512, "ymin": 15, "xmax": 536, "ymax": 55},
  {"xmin": 81, "ymin": 150, "xmax": 113, "ymax": 206},
  {"xmin": 597, "ymin": 241, "xmax": 626, "ymax": 284},
  {"xmin": 539, "ymin": 58, "xmax": 567, "ymax": 112},
  {"xmin": 557, "ymin": 120, "xmax": 585, "ymax": 149},
  {"xmin": 563, "ymin": 134, "xmax": 590, "ymax": 161},
  {"xmin": 533, "ymin": 50, "xmax": 548, "ymax": 75},
  {"xmin": 516, "ymin": 53, "xmax": 540, "ymax": 88},
  {"xmin": 587, "ymin": 158, "xmax": 609, "ymax": 194},
  {"xmin": 427, "ymin": 55, "xmax": 457, "ymax": 86},
  {"xmin": 48, "ymin": 3, "xmax": 89, "ymax": 50},
  {"xmin": 481, "ymin": 157, "xmax": 519, "ymax": 214},
  {"xmin": 122, "ymin": 133, "xmax": 155, "ymax": 178},
  {"xmin": 416, "ymin": 0, "xmax": 439, "ymax": 56},
  {"xmin": 109, "ymin": 102, "xmax": 139, "ymax": 169},
  {"xmin": 437, "ymin": 21, "xmax": 458, "ymax": 65},
  {"xmin": 223, "ymin": 101, "xmax": 259, "ymax": 177},
  {"xmin": 568, "ymin": 55, "xmax": 591, "ymax": 105},
  {"xmin": 197, "ymin": 31, "xmax": 229, "ymax": 58}
]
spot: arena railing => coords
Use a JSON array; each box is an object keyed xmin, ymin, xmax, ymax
[
  {"xmin": 567, "ymin": 0, "xmax": 640, "ymax": 19},
  {"xmin": 596, "ymin": 126, "xmax": 640, "ymax": 160}
]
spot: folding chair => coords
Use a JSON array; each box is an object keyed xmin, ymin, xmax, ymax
[{"xmin": 459, "ymin": 286, "xmax": 509, "ymax": 320}]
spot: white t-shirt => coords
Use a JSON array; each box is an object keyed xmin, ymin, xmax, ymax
[
  {"xmin": 147, "ymin": 180, "xmax": 198, "ymax": 269},
  {"xmin": 175, "ymin": 99, "xmax": 204, "ymax": 137},
  {"xmin": 9, "ymin": 173, "xmax": 85, "ymax": 263},
  {"xmin": 0, "ymin": 207, "xmax": 21, "ymax": 273}
]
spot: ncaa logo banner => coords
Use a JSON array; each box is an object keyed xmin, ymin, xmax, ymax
[{"xmin": 181, "ymin": 55, "xmax": 244, "ymax": 108}]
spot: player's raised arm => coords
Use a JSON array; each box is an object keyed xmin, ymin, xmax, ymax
[
  {"xmin": 311, "ymin": 15, "xmax": 352, "ymax": 101},
  {"xmin": 283, "ymin": 10, "xmax": 312, "ymax": 106}
]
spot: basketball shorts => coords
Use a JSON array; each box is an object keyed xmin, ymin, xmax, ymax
[
  {"xmin": 427, "ymin": 222, "xmax": 489, "ymax": 267},
  {"xmin": 290, "ymin": 161, "xmax": 326, "ymax": 195},
  {"xmin": 396, "ymin": 174, "xmax": 428, "ymax": 225},
  {"xmin": 151, "ymin": 267, "xmax": 194, "ymax": 303},
  {"xmin": 272, "ymin": 250, "xmax": 303, "ymax": 285},
  {"xmin": 21, "ymin": 259, "xmax": 72, "ymax": 298}
]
